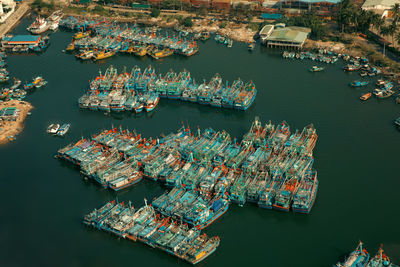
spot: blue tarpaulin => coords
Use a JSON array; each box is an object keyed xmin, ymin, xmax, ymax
[{"xmin": 261, "ymin": 13, "xmax": 282, "ymax": 20}]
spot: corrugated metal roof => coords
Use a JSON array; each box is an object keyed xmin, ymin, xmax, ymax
[
  {"xmin": 260, "ymin": 25, "xmax": 274, "ymax": 35},
  {"xmin": 266, "ymin": 27, "xmax": 310, "ymax": 43},
  {"xmin": 8, "ymin": 35, "xmax": 40, "ymax": 43}
]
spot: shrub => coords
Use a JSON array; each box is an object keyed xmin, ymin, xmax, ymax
[
  {"xmin": 182, "ymin": 17, "xmax": 193, "ymax": 27},
  {"xmin": 150, "ymin": 8, "xmax": 160, "ymax": 18}
]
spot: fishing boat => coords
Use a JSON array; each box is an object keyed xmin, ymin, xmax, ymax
[
  {"xmin": 145, "ymin": 93, "xmax": 160, "ymax": 112},
  {"xmin": 395, "ymin": 117, "xmax": 400, "ymax": 129},
  {"xmin": 309, "ymin": 66, "xmax": 324, "ymax": 72},
  {"xmin": 49, "ymin": 21, "xmax": 59, "ymax": 31},
  {"xmin": 0, "ymin": 74, "xmax": 9, "ymax": 83},
  {"xmin": 343, "ymin": 64, "xmax": 361, "ymax": 71},
  {"xmin": 350, "ymin": 80, "xmax": 369, "ymax": 87},
  {"xmin": 57, "ymin": 123, "xmax": 71, "ymax": 136},
  {"xmin": 93, "ymin": 50, "xmax": 115, "ymax": 61},
  {"xmin": 366, "ymin": 246, "xmax": 398, "ymax": 267},
  {"xmin": 32, "ymin": 76, "xmax": 47, "ymax": 88},
  {"xmin": 134, "ymin": 47, "xmax": 147, "ymax": 57},
  {"xmin": 373, "ymin": 89, "xmax": 394, "ymax": 99},
  {"xmin": 66, "ymin": 42, "xmax": 75, "ymax": 52},
  {"xmin": 360, "ymin": 93, "xmax": 372, "ymax": 101},
  {"xmin": 23, "ymin": 81, "xmax": 35, "ymax": 90},
  {"xmin": 109, "ymin": 171, "xmax": 143, "ymax": 191},
  {"xmin": 227, "ymin": 39, "xmax": 233, "ymax": 48},
  {"xmin": 10, "ymin": 78, "xmax": 22, "ymax": 90},
  {"xmin": 200, "ymin": 32, "xmax": 210, "ymax": 41},
  {"xmin": 151, "ymin": 48, "xmax": 173, "ymax": 60},
  {"xmin": 335, "ymin": 241, "xmax": 370, "ymax": 267},
  {"xmin": 48, "ymin": 10, "xmax": 63, "ymax": 22},
  {"xmin": 47, "ymin": 124, "xmax": 60, "ymax": 134},
  {"xmin": 133, "ymin": 100, "xmax": 144, "ymax": 113},
  {"xmin": 73, "ymin": 31, "xmax": 90, "ymax": 40},
  {"xmin": 292, "ymin": 170, "xmax": 318, "ymax": 214},
  {"xmin": 27, "ymin": 17, "xmax": 50, "ymax": 34},
  {"xmin": 76, "ymin": 50, "xmax": 94, "ymax": 60}
]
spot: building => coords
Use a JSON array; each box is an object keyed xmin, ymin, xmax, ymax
[
  {"xmin": 211, "ymin": 0, "xmax": 232, "ymax": 9},
  {"xmin": 260, "ymin": 24, "xmax": 311, "ymax": 49},
  {"xmin": 1, "ymin": 35, "xmax": 41, "ymax": 49},
  {"xmin": 362, "ymin": 0, "xmax": 400, "ymax": 10},
  {"xmin": 0, "ymin": 0, "xmax": 16, "ymax": 23},
  {"xmin": 0, "ymin": 107, "xmax": 20, "ymax": 121},
  {"xmin": 190, "ymin": 0, "xmax": 211, "ymax": 7}
]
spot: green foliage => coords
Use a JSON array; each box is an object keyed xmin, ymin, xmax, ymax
[
  {"xmin": 219, "ymin": 21, "xmax": 227, "ymax": 29},
  {"xmin": 282, "ymin": 14, "xmax": 327, "ymax": 40},
  {"xmin": 150, "ymin": 7, "xmax": 160, "ymax": 18},
  {"xmin": 182, "ymin": 17, "xmax": 193, "ymax": 27},
  {"xmin": 336, "ymin": 0, "xmax": 383, "ymax": 33},
  {"xmin": 247, "ymin": 22, "xmax": 260, "ymax": 32},
  {"xmin": 198, "ymin": 8, "xmax": 207, "ymax": 17},
  {"xmin": 93, "ymin": 5, "xmax": 104, "ymax": 12},
  {"xmin": 32, "ymin": 0, "xmax": 55, "ymax": 10}
]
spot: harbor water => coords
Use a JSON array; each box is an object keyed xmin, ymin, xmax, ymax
[{"xmin": 1, "ymin": 18, "xmax": 399, "ymax": 266}]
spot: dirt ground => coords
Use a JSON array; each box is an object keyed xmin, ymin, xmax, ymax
[{"xmin": 0, "ymin": 100, "xmax": 33, "ymax": 145}]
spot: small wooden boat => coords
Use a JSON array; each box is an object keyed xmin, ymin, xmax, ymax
[
  {"xmin": 248, "ymin": 43, "xmax": 255, "ymax": 51},
  {"xmin": 350, "ymin": 80, "xmax": 368, "ymax": 87},
  {"xmin": 47, "ymin": 124, "xmax": 60, "ymax": 134},
  {"xmin": 309, "ymin": 66, "xmax": 324, "ymax": 72},
  {"xmin": 360, "ymin": 92, "xmax": 372, "ymax": 101}
]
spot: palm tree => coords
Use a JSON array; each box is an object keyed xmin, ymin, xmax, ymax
[
  {"xmin": 388, "ymin": 22, "xmax": 397, "ymax": 46},
  {"xmin": 380, "ymin": 26, "xmax": 391, "ymax": 56},
  {"xmin": 372, "ymin": 15, "xmax": 384, "ymax": 32},
  {"xmin": 396, "ymin": 31, "xmax": 400, "ymax": 47}
]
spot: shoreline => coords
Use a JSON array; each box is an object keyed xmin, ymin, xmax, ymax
[{"xmin": 0, "ymin": 100, "xmax": 33, "ymax": 145}]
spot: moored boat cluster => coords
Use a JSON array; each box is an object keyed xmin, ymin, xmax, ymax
[
  {"xmin": 282, "ymin": 50, "xmax": 339, "ymax": 63},
  {"xmin": 57, "ymin": 117, "xmax": 318, "ymax": 213},
  {"xmin": 78, "ymin": 65, "xmax": 257, "ymax": 113},
  {"xmin": 27, "ymin": 10, "xmax": 63, "ymax": 34},
  {"xmin": 59, "ymin": 118, "xmax": 318, "ymax": 263},
  {"xmin": 84, "ymin": 200, "xmax": 220, "ymax": 265},
  {"xmin": 335, "ymin": 241, "xmax": 398, "ymax": 267},
  {"xmin": 60, "ymin": 16, "xmax": 199, "ymax": 60}
]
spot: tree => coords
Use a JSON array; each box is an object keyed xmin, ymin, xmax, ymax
[
  {"xmin": 395, "ymin": 31, "xmax": 400, "ymax": 46},
  {"xmin": 372, "ymin": 14, "xmax": 384, "ymax": 31},
  {"xmin": 150, "ymin": 8, "xmax": 160, "ymax": 18},
  {"xmin": 391, "ymin": 3, "xmax": 400, "ymax": 24},
  {"xmin": 182, "ymin": 17, "xmax": 193, "ymax": 27},
  {"xmin": 387, "ymin": 22, "xmax": 397, "ymax": 44}
]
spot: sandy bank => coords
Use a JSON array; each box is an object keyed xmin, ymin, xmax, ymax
[{"xmin": 0, "ymin": 100, "xmax": 33, "ymax": 145}]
